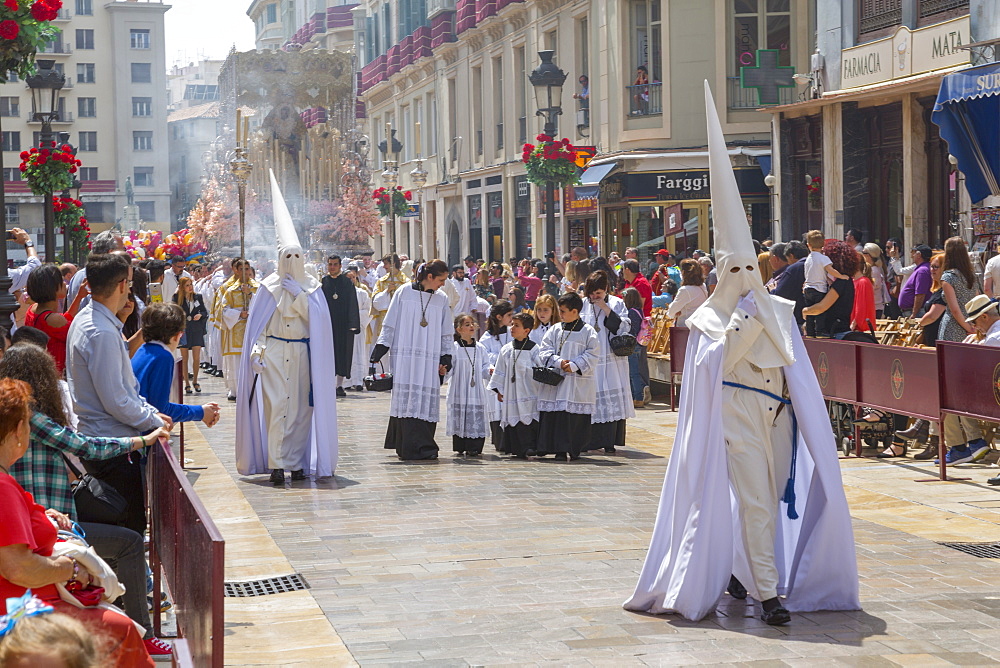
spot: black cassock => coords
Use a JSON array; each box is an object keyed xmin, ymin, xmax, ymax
[{"xmin": 321, "ymin": 273, "xmax": 361, "ymax": 378}]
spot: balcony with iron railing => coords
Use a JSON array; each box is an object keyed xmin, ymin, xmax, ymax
[
  {"xmin": 626, "ymin": 81, "xmax": 662, "ymax": 117},
  {"xmin": 38, "ymin": 42, "xmax": 72, "ymax": 55},
  {"xmin": 726, "ymin": 77, "xmax": 796, "ymax": 109},
  {"xmin": 28, "ymin": 111, "xmax": 75, "ymax": 124}
]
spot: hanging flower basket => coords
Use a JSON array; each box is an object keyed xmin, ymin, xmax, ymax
[
  {"xmin": 372, "ymin": 185, "xmax": 410, "ymax": 218},
  {"xmin": 522, "ymin": 134, "xmax": 580, "ymax": 188},
  {"xmin": 53, "ymin": 195, "xmax": 88, "ymax": 246},
  {"xmin": 0, "ymin": 1, "xmax": 62, "ymax": 84},
  {"xmin": 18, "ymin": 142, "xmax": 78, "ymax": 196}
]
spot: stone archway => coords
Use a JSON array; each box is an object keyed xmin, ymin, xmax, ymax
[{"xmin": 447, "ymin": 221, "xmax": 461, "ymax": 268}]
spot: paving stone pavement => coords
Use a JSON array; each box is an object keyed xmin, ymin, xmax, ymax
[{"xmin": 189, "ymin": 373, "xmax": 1000, "ymax": 667}]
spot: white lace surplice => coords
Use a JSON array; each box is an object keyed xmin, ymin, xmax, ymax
[
  {"xmin": 536, "ymin": 321, "xmax": 600, "ymax": 414},
  {"xmin": 487, "ymin": 341, "xmax": 541, "ymax": 427},
  {"xmin": 377, "ymin": 285, "xmax": 452, "ymax": 423},
  {"xmin": 581, "ymin": 295, "xmax": 636, "ymax": 424},
  {"xmin": 446, "ymin": 340, "xmax": 491, "ymax": 438},
  {"xmin": 480, "ymin": 329, "xmax": 513, "ymax": 422}
]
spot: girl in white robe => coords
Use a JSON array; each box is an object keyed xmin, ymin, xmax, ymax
[
  {"xmin": 581, "ymin": 271, "xmax": 636, "ymax": 453},
  {"xmin": 528, "ymin": 293, "xmax": 560, "ymax": 345},
  {"xmin": 347, "ymin": 268, "xmax": 372, "ymax": 390},
  {"xmin": 533, "ymin": 292, "xmax": 600, "ymax": 461},
  {"xmin": 480, "ymin": 300, "xmax": 513, "ymax": 449},
  {"xmin": 371, "ymin": 261, "xmax": 454, "ymax": 460},
  {"xmin": 446, "ymin": 313, "xmax": 491, "ymax": 456},
  {"xmin": 487, "ymin": 313, "xmax": 542, "ymax": 458}
]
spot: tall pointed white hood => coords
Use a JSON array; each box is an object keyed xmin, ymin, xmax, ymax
[
  {"xmin": 264, "ymin": 169, "xmax": 321, "ymax": 307},
  {"xmin": 686, "ymin": 81, "xmax": 794, "ymax": 368}
]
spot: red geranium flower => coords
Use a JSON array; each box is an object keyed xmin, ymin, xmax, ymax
[
  {"xmin": 30, "ymin": 0, "xmax": 59, "ymax": 22},
  {"xmin": 0, "ymin": 20, "xmax": 19, "ymax": 40},
  {"xmin": 4, "ymin": 0, "xmax": 18, "ymax": 11}
]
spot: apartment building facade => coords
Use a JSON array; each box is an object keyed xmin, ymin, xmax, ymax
[
  {"xmin": 356, "ymin": 0, "xmax": 815, "ymax": 266},
  {"xmin": 767, "ymin": 0, "xmax": 996, "ymax": 249},
  {"xmin": 0, "ymin": 0, "xmax": 171, "ymax": 258},
  {"xmin": 248, "ymin": 0, "xmax": 358, "ymax": 52}
]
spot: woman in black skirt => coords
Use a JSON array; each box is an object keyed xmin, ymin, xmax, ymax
[{"xmin": 173, "ymin": 275, "xmax": 209, "ymax": 394}]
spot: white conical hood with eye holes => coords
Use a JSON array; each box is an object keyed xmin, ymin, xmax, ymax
[
  {"xmin": 264, "ymin": 169, "xmax": 321, "ymax": 309},
  {"xmin": 686, "ymin": 81, "xmax": 794, "ymax": 368}
]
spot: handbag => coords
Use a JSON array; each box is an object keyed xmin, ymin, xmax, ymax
[
  {"xmin": 532, "ymin": 365, "xmax": 564, "ymax": 386},
  {"xmin": 62, "ymin": 456, "xmax": 128, "ymax": 526},
  {"xmin": 636, "ymin": 316, "xmax": 653, "ymax": 346},
  {"xmin": 610, "ymin": 333, "xmax": 637, "ymax": 357},
  {"xmin": 364, "ymin": 362, "xmax": 393, "ymax": 392}
]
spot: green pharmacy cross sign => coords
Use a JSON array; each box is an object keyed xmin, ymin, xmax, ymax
[{"xmin": 740, "ymin": 49, "xmax": 796, "ymax": 106}]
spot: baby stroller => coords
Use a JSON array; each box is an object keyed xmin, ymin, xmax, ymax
[{"xmin": 827, "ymin": 328, "xmax": 895, "ymax": 456}]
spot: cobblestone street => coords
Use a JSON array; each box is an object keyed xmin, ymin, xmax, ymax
[{"xmin": 186, "ymin": 375, "xmax": 1000, "ymax": 666}]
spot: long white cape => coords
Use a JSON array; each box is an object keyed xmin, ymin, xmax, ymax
[
  {"xmin": 234, "ymin": 285, "xmax": 339, "ymax": 477},
  {"xmin": 624, "ymin": 317, "xmax": 859, "ymax": 620}
]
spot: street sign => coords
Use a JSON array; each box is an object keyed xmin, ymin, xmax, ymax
[
  {"xmin": 405, "ymin": 204, "xmax": 420, "ymax": 217},
  {"xmin": 575, "ymin": 146, "xmax": 597, "ymax": 168}
]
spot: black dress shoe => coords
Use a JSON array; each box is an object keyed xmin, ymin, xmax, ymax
[
  {"xmin": 269, "ymin": 469, "xmax": 285, "ymax": 486},
  {"xmin": 760, "ymin": 597, "xmax": 791, "ymax": 625},
  {"xmin": 988, "ymin": 474, "xmax": 1000, "ymax": 486},
  {"xmin": 554, "ymin": 453, "xmax": 568, "ymax": 461},
  {"xmin": 290, "ymin": 469, "xmax": 306, "ymax": 481},
  {"xmin": 336, "ymin": 387, "xmax": 347, "ymax": 397},
  {"xmin": 728, "ymin": 575, "xmax": 747, "ymax": 600}
]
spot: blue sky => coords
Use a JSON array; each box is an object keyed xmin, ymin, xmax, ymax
[{"xmin": 164, "ymin": 0, "xmax": 256, "ymax": 67}]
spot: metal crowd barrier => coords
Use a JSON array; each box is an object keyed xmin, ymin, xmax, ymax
[{"xmin": 149, "ymin": 437, "xmax": 225, "ymax": 667}]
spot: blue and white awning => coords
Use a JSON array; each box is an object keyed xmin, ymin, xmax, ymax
[
  {"xmin": 574, "ymin": 162, "xmax": 618, "ymax": 199},
  {"xmin": 932, "ymin": 62, "xmax": 1000, "ymax": 203}
]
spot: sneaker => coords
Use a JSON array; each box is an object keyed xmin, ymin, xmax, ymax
[
  {"xmin": 147, "ymin": 594, "xmax": 172, "ymax": 613},
  {"xmin": 633, "ymin": 399, "xmax": 645, "ymax": 408},
  {"xmin": 336, "ymin": 387, "xmax": 347, "ymax": 398},
  {"xmin": 643, "ymin": 386, "xmax": 652, "ymax": 404},
  {"xmin": 968, "ymin": 439, "xmax": 990, "ymax": 462},
  {"xmin": 936, "ymin": 446, "xmax": 973, "ymax": 466},
  {"xmin": 143, "ymin": 636, "xmax": 174, "ymax": 661}
]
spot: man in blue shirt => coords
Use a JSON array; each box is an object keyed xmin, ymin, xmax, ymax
[
  {"xmin": 132, "ymin": 302, "xmax": 220, "ymax": 427},
  {"xmin": 66, "ymin": 253, "xmax": 171, "ymax": 534},
  {"xmin": 771, "ymin": 240, "xmax": 808, "ymax": 327}
]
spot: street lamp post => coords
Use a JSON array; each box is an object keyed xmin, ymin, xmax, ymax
[
  {"xmin": 410, "ymin": 159, "xmax": 428, "ymax": 259},
  {"xmin": 764, "ymin": 172, "xmax": 777, "ymax": 242},
  {"xmin": 529, "ymin": 51, "xmax": 567, "ymax": 257},
  {"xmin": 26, "ymin": 59, "xmax": 66, "ymax": 262},
  {"xmin": 60, "ymin": 177, "xmax": 81, "ymax": 265},
  {"xmin": 379, "ymin": 126, "xmax": 402, "ymax": 253}
]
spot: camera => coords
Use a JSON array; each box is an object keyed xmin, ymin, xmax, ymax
[
  {"xmin": 545, "ymin": 251, "xmax": 555, "ymax": 259},
  {"xmin": 5, "ymin": 231, "xmax": 14, "ymax": 241}
]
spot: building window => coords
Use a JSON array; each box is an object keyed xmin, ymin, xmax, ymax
[
  {"xmin": 858, "ymin": 0, "xmax": 902, "ymax": 37},
  {"xmin": 131, "ymin": 63, "xmax": 151, "ymax": 83},
  {"xmin": 4, "ymin": 204, "xmax": 17, "ymax": 226},
  {"xmin": 0, "ymin": 97, "xmax": 18, "ymax": 117},
  {"xmin": 137, "ymin": 201, "xmax": 155, "ymax": 220},
  {"xmin": 628, "ymin": 0, "xmax": 662, "ymax": 116},
  {"xmin": 79, "ymin": 167, "xmax": 98, "ymax": 181},
  {"xmin": 78, "ymin": 131, "xmax": 97, "ymax": 151},
  {"xmin": 265, "ymin": 2, "xmax": 277, "ymax": 23},
  {"xmin": 183, "ymin": 84, "xmax": 218, "ymax": 101},
  {"xmin": 1, "ymin": 132, "xmax": 19, "ymax": 152},
  {"xmin": 130, "ymin": 29, "xmax": 150, "ymax": 49},
  {"xmin": 75, "ymin": 0, "xmax": 92, "ymax": 14},
  {"xmin": 134, "ymin": 167, "xmax": 153, "ymax": 187},
  {"xmin": 77, "ymin": 63, "xmax": 95, "ymax": 83},
  {"xmin": 75, "ymin": 29, "xmax": 94, "ymax": 50},
  {"xmin": 3, "ymin": 168, "xmax": 21, "ymax": 182},
  {"xmin": 77, "ymin": 97, "xmax": 96, "ymax": 118},
  {"xmin": 132, "ymin": 97, "xmax": 152, "ymax": 116},
  {"xmin": 133, "ymin": 131, "xmax": 153, "ymax": 151},
  {"xmin": 733, "ymin": 0, "xmax": 791, "ymax": 74}
]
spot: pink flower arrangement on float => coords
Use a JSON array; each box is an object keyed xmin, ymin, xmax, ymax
[{"xmin": 521, "ymin": 134, "xmax": 580, "ymax": 188}]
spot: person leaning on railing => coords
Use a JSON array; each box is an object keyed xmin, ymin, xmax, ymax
[{"xmin": 0, "ymin": 378, "xmax": 155, "ymax": 667}]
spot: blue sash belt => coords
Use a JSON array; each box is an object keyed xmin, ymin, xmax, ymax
[
  {"xmin": 267, "ymin": 335, "xmax": 313, "ymax": 407},
  {"xmin": 722, "ymin": 380, "xmax": 799, "ymax": 520}
]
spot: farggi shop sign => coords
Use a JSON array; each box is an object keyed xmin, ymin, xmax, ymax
[
  {"xmin": 840, "ymin": 15, "xmax": 969, "ymax": 89},
  {"xmin": 628, "ymin": 170, "xmax": 711, "ymax": 202}
]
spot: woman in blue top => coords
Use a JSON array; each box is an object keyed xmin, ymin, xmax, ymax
[{"xmin": 131, "ymin": 303, "xmax": 220, "ymax": 428}]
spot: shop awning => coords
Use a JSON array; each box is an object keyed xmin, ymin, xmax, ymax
[
  {"xmin": 575, "ymin": 162, "xmax": 618, "ymax": 199},
  {"xmin": 932, "ymin": 62, "xmax": 1000, "ymax": 203}
]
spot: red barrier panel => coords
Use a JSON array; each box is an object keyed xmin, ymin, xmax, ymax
[
  {"xmin": 149, "ymin": 439, "xmax": 225, "ymax": 668},
  {"xmin": 802, "ymin": 338, "xmax": 860, "ymax": 404},
  {"xmin": 856, "ymin": 343, "xmax": 939, "ymax": 420},
  {"xmin": 937, "ymin": 341, "xmax": 1000, "ymax": 422}
]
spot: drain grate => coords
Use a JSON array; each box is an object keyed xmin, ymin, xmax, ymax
[
  {"xmin": 223, "ymin": 573, "xmax": 310, "ymax": 597},
  {"xmin": 938, "ymin": 542, "xmax": 1000, "ymax": 559}
]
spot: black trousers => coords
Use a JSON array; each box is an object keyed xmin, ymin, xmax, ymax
[
  {"xmin": 452, "ymin": 436, "xmax": 485, "ymax": 455},
  {"xmin": 82, "ymin": 522, "xmax": 151, "ymax": 636},
  {"xmin": 384, "ymin": 416, "xmax": 439, "ymax": 459},
  {"xmin": 81, "ymin": 452, "xmax": 146, "ymax": 536}
]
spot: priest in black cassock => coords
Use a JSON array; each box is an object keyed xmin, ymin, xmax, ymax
[{"xmin": 322, "ymin": 255, "xmax": 361, "ymax": 397}]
